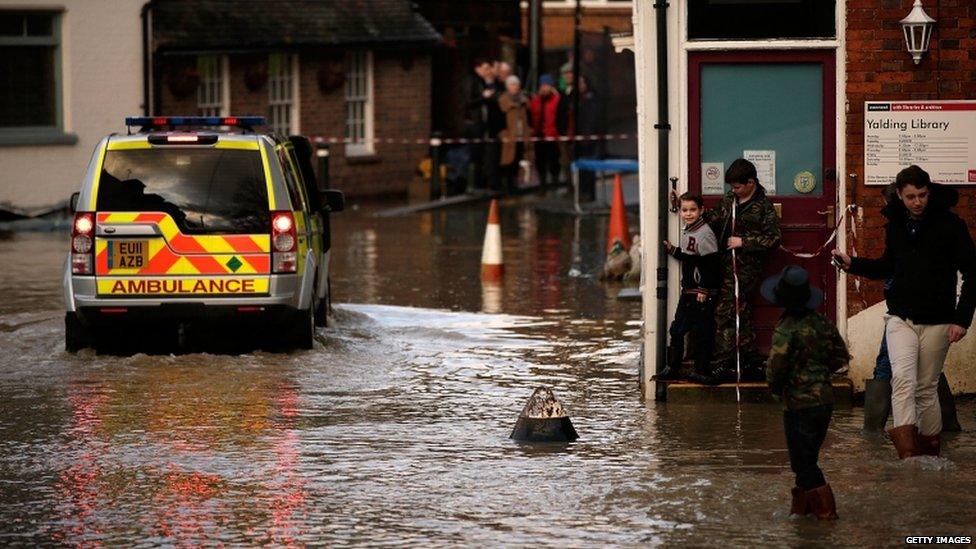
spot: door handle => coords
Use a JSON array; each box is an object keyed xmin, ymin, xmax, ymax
[{"xmin": 817, "ymin": 206, "xmax": 836, "ymax": 229}]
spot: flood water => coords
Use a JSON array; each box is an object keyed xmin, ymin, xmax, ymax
[{"xmin": 1, "ymin": 198, "xmax": 974, "ymax": 546}]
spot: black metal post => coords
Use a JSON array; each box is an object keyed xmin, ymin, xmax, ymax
[
  {"xmin": 572, "ymin": 0, "xmax": 582, "ymax": 178},
  {"xmin": 528, "ymin": 0, "xmax": 542, "ymax": 93},
  {"xmin": 315, "ymin": 143, "xmax": 330, "ymax": 190},
  {"xmin": 430, "ymin": 133, "xmax": 443, "ymax": 200}
]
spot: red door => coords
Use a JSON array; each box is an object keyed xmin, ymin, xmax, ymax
[{"xmin": 689, "ymin": 50, "xmax": 837, "ymax": 353}]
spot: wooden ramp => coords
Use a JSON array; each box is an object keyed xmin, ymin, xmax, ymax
[{"xmin": 657, "ymin": 378, "xmax": 854, "ymax": 406}]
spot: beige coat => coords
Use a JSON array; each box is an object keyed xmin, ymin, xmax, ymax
[{"xmin": 497, "ymin": 92, "xmax": 535, "ymax": 166}]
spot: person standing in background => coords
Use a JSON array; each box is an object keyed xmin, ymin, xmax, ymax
[
  {"xmin": 529, "ymin": 74, "xmax": 562, "ymax": 189},
  {"xmin": 498, "ymin": 76, "xmax": 534, "ymax": 194},
  {"xmin": 463, "ymin": 59, "xmax": 497, "ymax": 190},
  {"xmin": 557, "ymin": 74, "xmax": 602, "ymax": 202}
]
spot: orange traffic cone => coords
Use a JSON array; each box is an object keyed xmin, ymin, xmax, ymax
[
  {"xmin": 481, "ymin": 199, "xmax": 504, "ymax": 282},
  {"xmin": 606, "ymin": 173, "xmax": 632, "ymax": 253}
]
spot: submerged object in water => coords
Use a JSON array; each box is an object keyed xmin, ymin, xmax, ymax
[{"xmin": 510, "ymin": 386, "xmax": 579, "ymax": 442}]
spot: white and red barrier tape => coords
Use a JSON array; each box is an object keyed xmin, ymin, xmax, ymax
[{"xmin": 310, "ymin": 133, "xmax": 635, "ymax": 146}]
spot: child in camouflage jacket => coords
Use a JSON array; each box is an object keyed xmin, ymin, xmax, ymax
[{"xmin": 761, "ymin": 265, "xmax": 849, "ymax": 521}]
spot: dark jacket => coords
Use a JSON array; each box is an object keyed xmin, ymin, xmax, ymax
[
  {"xmin": 486, "ymin": 81, "xmax": 506, "ymax": 137},
  {"xmin": 463, "ymin": 73, "xmax": 494, "ymax": 133},
  {"xmin": 556, "ymin": 88, "xmax": 602, "ymax": 136},
  {"xmin": 848, "ymin": 183, "xmax": 976, "ymax": 328}
]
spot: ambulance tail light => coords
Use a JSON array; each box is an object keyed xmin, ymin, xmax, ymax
[
  {"xmin": 271, "ymin": 211, "xmax": 297, "ymax": 273},
  {"xmin": 71, "ymin": 212, "xmax": 94, "ymax": 275}
]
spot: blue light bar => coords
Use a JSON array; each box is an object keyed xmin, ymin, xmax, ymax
[{"xmin": 124, "ymin": 116, "xmax": 266, "ymax": 129}]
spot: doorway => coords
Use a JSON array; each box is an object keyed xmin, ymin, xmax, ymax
[{"xmin": 688, "ymin": 50, "xmax": 837, "ymax": 352}]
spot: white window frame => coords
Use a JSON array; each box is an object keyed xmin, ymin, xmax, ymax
[
  {"xmin": 0, "ymin": 10, "xmax": 68, "ymax": 140},
  {"xmin": 268, "ymin": 53, "xmax": 299, "ymax": 135},
  {"xmin": 197, "ymin": 55, "xmax": 229, "ymax": 117},
  {"xmin": 345, "ymin": 50, "xmax": 374, "ymax": 157}
]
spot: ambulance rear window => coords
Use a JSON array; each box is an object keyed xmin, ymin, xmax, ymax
[{"xmin": 96, "ymin": 149, "xmax": 269, "ymax": 234}]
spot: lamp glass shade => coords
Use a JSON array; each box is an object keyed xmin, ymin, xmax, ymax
[{"xmin": 900, "ymin": 0, "xmax": 936, "ymax": 65}]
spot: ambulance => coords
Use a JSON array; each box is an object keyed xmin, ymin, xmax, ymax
[{"xmin": 63, "ymin": 116, "xmax": 343, "ymax": 351}]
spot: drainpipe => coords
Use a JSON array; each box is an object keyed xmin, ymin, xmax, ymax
[
  {"xmin": 140, "ymin": 2, "xmax": 154, "ymax": 116},
  {"xmin": 653, "ymin": 0, "xmax": 669, "ymax": 401},
  {"xmin": 528, "ymin": 0, "xmax": 542, "ymax": 93},
  {"xmin": 572, "ymin": 0, "xmax": 581, "ymax": 164}
]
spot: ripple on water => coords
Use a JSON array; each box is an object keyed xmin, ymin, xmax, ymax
[{"xmin": 1, "ymin": 305, "xmax": 975, "ymax": 546}]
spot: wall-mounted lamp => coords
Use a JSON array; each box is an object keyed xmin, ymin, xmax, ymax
[{"xmin": 900, "ymin": 0, "xmax": 936, "ymax": 65}]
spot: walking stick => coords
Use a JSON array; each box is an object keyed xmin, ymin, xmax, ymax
[{"xmin": 731, "ymin": 202, "xmax": 742, "ymax": 403}]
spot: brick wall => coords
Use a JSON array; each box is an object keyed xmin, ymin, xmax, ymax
[
  {"xmin": 303, "ymin": 51, "xmax": 432, "ymax": 198},
  {"xmin": 158, "ymin": 56, "xmax": 200, "ymax": 115},
  {"xmin": 522, "ymin": 6, "xmax": 632, "ymax": 49},
  {"xmin": 846, "ymin": 0, "xmax": 976, "ymax": 316},
  {"xmin": 158, "ymin": 50, "xmax": 432, "ymax": 199}
]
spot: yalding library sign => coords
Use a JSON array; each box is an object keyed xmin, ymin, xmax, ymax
[{"xmin": 864, "ymin": 101, "xmax": 976, "ymax": 186}]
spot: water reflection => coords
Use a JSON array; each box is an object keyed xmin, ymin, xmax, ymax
[
  {"xmin": 48, "ymin": 359, "xmax": 308, "ymax": 545},
  {"xmin": 0, "ymin": 203, "xmax": 974, "ymax": 545},
  {"xmin": 481, "ymin": 281, "xmax": 503, "ymax": 314}
]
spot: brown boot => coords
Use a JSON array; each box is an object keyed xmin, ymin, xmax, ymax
[
  {"xmin": 887, "ymin": 425, "xmax": 919, "ymax": 459},
  {"xmin": 916, "ymin": 432, "xmax": 941, "ymax": 456},
  {"xmin": 805, "ymin": 484, "xmax": 838, "ymax": 520},
  {"xmin": 790, "ymin": 487, "xmax": 808, "ymax": 517}
]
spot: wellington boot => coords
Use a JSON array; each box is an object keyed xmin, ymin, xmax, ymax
[
  {"xmin": 862, "ymin": 378, "xmax": 892, "ymax": 433},
  {"xmin": 709, "ymin": 363, "xmax": 737, "ymax": 384},
  {"xmin": 805, "ymin": 484, "xmax": 838, "ymax": 520},
  {"xmin": 656, "ymin": 344, "xmax": 683, "ymax": 380},
  {"xmin": 938, "ymin": 374, "xmax": 962, "ymax": 432},
  {"xmin": 686, "ymin": 370, "xmax": 721, "ymax": 386},
  {"xmin": 915, "ymin": 432, "xmax": 940, "ymax": 456},
  {"xmin": 739, "ymin": 354, "xmax": 766, "ymax": 382},
  {"xmin": 887, "ymin": 424, "xmax": 919, "ymax": 459},
  {"xmin": 789, "ymin": 486, "xmax": 809, "ymax": 517},
  {"xmin": 740, "ymin": 363, "xmax": 766, "ymax": 382},
  {"xmin": 656, "ymin": 365, "xmax": 681, "ymax": 381}
]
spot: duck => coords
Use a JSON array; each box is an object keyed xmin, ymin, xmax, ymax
[
  {"xmin": 624, "ymin": 234, "xmax": 641, "ymax": 281},
  {"xmin": 601, "ymin": 240, "xmax": 632, "ymax": 281}
]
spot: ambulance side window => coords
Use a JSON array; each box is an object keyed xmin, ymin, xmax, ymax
[{"xmin": 277, "ymin": 147, "xmax": 308, "ymax": 212}]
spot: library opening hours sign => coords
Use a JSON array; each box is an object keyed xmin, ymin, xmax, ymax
[{"xmin": 864, "ymin": 101, "xmax": 976, "ymax": 186}]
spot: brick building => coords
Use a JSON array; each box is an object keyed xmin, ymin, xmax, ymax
[
  {"xmin": 627, "ymin": 0, "xmax": 976, "ymax": 398},
  {"xmin": 522, "ymin": 0, "xmax": 632, "ymax": 51},
  {"xmin": 151, "ymin": 0, "xmax": 440, "ymax": 198}
]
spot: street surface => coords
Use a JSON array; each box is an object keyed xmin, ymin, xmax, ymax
[{"xmin": 0, "ymin": 199, "xmax": 974, "ymax": 545}]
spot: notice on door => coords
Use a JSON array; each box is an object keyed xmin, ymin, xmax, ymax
[
  {"xmin": 865, "ymin": 101, "xmax": 976, "ymax": 186},
  {"xmin": 743, "ymin": 150, "xmax": 776, "ymax": 196},
  {"xmin": 702, "ymin": 162, "xmax": 725, "ymax": 195}
]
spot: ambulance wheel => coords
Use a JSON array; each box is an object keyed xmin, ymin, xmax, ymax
[
  {"xmin": 314, "ymin": 277, "xmax": 331, "ymax": 327},
  {"xmin": 290, "ymin": 308, "xmax": 314, "ymax": 350},
  {"xmin": 64, "ymin": 312, "xmax": 93, "ymax": 352}
]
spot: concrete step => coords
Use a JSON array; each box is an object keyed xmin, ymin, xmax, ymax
[{"xmin": 659, "ymin": 378, "xmax": 854, "ymax": 406}]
